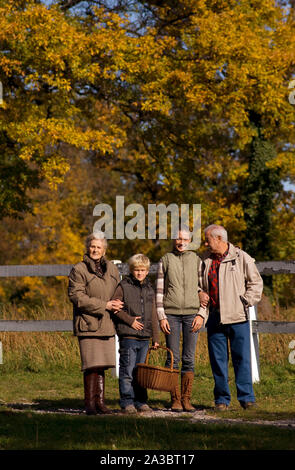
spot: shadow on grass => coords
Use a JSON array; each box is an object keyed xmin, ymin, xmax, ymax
[
  {"xmin": 3, "ymin": 398, "xmax": 84, "ymax": 413},
  {"xmin": 2, "ymin": 396, "xmax": 295, "ymax": 436},
  {"xmin": 0, "ymin": 405, "xmax": 294, "ymax": 451}
]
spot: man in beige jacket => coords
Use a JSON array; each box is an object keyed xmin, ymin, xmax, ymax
[{"xmin": 197, "ymin": 224, "xmax": 263, "ymax": 411}]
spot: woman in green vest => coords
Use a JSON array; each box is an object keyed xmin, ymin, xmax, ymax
[{"xmin": 156, "ymin": 228, "xmax": 207, "ymax": 411}]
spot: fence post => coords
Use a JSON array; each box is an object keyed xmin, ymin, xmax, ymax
[
  {"xmin": 249, "ymin": 305, "xmax": 260, "ymax": 383},
  {"xmin": 111, "ymin": 260, "xmax": 123, "ymax": 379},
  {"xmin": 0, "ymin": 341, "xmax": 2, "ymax": 365}
]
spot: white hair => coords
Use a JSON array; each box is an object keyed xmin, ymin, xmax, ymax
[
  {"xmin": 85, "ymin": 231, "xmax": 108, "ymax": 253},
  {"xmin": 204, "ymin": 224, "xmax": 228, "ymax": 242}
]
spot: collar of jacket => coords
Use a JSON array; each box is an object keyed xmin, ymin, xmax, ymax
[
  {"xmin": 83, "ymin": 254, "xmax": 107, "ymax": 275},
  {"xmin": 202, "ymin": 243, "xmax": 239, "ymax": 263},
  {"xmin": 172, "ymin": 248, "xmax": 194, "ymax": 257},
  {"xmin": 125, "ymin": 273, "xmax": 151, "ymax": 288}
]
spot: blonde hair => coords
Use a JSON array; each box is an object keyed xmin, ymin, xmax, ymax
[{"xmin": 128, "ymin": 253, "xmax": 150, "ymax": 271}]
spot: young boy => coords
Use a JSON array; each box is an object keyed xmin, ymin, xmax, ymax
[{"xmin": 112, "ymin": 254, "xmax": 160, "ymax": 414}]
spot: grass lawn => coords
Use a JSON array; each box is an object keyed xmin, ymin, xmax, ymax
[
  {"xmin": 0, "ymin": 411, "xmax": 294, "ymax": 451},
  {"xmin": 0, "ymin": 362, "xmax": 294, "ymax": 452}
]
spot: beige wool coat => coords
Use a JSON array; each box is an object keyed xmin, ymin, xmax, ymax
[{"xmin": 68, "ymin": 255, "xmax": 120, "ymax": 337}]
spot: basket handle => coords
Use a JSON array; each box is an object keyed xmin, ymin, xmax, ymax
[{"xmin": 144, "ymin": 345, "xmax": 174, "ymax": 371}]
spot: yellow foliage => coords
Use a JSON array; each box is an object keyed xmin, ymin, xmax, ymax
[{"xmin": 0, "ymin": 0, "xmax": 295, "ymax": 285}]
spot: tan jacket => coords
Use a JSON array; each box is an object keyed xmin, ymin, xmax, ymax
[
  {"xmin": 198, "ymin": 243, "xmax": 263, "ymax": 324},
  {"xmin": 68, "ymin": 255, "xmax": 120, "ymax": 337}
]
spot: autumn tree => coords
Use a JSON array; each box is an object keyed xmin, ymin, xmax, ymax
[
  {"xmin": 241, "ymin": 115, "xmax": 282, "ymax": 261},
  {"xmin": 89, "ymin": 0, "xmax": 295, "ymax": 254},
  {"xmin": 0, "ymin": 0, "xmax": 136, "ymax": 215},
  {"xmin": 1, "ymin": 0, "xmax": 295, "ymax": 264}
]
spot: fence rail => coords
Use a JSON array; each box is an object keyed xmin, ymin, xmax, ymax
[
  {"xmin": 252, "ymin": 321, "xmax": 295, "ymax": 334},
  {"xmin": 1, "ymin": 260, "xmax": 295, "ymax": 277},
  {"xmin": 0, "ymin": 261, "xmax": 294, "ymax": 336},
  {"xmin": 0, "ymin": 320, "xmax": 73, "ymax": 332},
  {"xmin": 1, "ymin": 320, "xmax": 295, "ymax": 334}
]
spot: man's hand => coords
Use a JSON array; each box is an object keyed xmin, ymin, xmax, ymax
[
  {"xmin": 191, "ymin": 315, "xmax": 204, "ymax": 332},
  {"xmin": 160, "ymin": 319, "xmax": 171, "ymax": 334},
  {"xmin": 199, "ymin": 291, "xmax": 209, "ymax": 308}
]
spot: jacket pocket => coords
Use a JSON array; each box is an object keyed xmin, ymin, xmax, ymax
[
  {"xmin": 239, "ymin": 295, "xmax": 249, "ymax": 319},
  {"xmin": 78, "ymin": 314, "xmax": 100, "ymax": 332}
]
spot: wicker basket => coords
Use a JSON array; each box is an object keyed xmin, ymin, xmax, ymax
[{"xmin": 136, "ymin": 346, "xmax": 179, "ymax": 392}]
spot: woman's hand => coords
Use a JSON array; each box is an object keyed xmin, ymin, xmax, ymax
[
  {"xmin": 160, "ymin": 319, "xmax": 171, "ymax": 335},
  {"xmin": 152, "ymin": 342, "xmax": 160, "ymax": 349},
  {"xmin": 106, "ymin": 299, "xmax": 124, "ymax": 312}
]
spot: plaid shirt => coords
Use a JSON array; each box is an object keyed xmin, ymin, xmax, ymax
[{"xmin": 208, "ymin": 246, "xmax": 229, "ymax": 310}]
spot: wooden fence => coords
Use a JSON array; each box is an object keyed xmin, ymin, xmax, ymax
[{"xmin": 0, "ymin": 261, "xmax": 295, "ymax": 381}]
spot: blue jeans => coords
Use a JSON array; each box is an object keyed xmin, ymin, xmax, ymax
[
  {"xmin": 165, "ymin": 314, "xmax": 198, "ymax": 374},
  {"xmin": 118, "ymin": 338, "xmax": 149, "ymax": 409},
  {"xmin": 207, "ymin": 315, "xmax": 255, "ymax": 406}
]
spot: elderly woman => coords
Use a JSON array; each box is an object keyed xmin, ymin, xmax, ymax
[{"xmin": 68, "ymin": 232, "xmax": 123, "ymax": 415}]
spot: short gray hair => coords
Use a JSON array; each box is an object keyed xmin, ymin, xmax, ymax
[
  {"xmin": 85, "ymin": 231, "xmax": 108, "ymax": 253},
  {"xmin": 204, "ymin": 224, "xmax": 228, "ymax": 242}
]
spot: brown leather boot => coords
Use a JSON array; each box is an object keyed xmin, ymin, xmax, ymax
[
  {"xmin": 170, "ymin": 384, "xmax": 183, "ymax": 412},
  {"xmin": 96, "ymin": 369, "xmax": 112, "ymax": 414},
  {"xmin": 181, "ymin": 372, "xmax": 195, "ymax": 412},
  {"xmin": 83, "ymin": 369, "xmax": 97, "ymax": 415}
]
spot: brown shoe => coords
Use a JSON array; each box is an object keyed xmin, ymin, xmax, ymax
[
  {"xmin": 137, "ymin": 404, "xmax": 152, "ymax": 413},
  {"xmin": 170, "ymin": 385, "xmax": 183, "ymax": 412},
  {"xmin": 240, "ymin": 401, "xmax": 257, "ymax": 410},
  {"xmin": 181, "ymin": 372, "xmax": 195, "ymax": 412},
  {"xmin": 214, "ymin": 403, "xmax": 229, "ymax": 411},
  {"xmin": 123, "ymin": 404, "xmax": 137, "ymax": 414}
]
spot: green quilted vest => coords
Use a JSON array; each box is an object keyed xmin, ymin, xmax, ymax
[{"xmin": 162, "ymin": 250, "xmax": 201, "ymax": 315}]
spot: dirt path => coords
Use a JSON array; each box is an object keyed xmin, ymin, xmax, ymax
[{"xmin": 4, "ymin": 403, "xmax": 295, "ymax": 429}]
